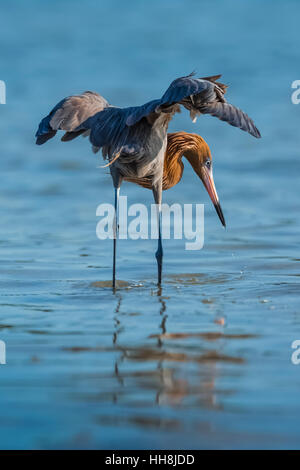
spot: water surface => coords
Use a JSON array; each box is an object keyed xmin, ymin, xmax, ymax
[{"xmin": 0, "ymin": 0, "xmax": 300, "ymax": 449}]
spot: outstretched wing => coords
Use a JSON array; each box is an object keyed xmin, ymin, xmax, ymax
[
  {"xmin": 126, "ymin": 74, "xmax": 261, "ymax": 138},
  {"xmin": 35, "ymin": 91, "xmax": 109, "ymax": 145}
]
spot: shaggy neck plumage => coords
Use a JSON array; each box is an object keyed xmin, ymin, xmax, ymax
[{"xmin": 163, "ymin": 131, "xmax": 208, "ymax": 190}]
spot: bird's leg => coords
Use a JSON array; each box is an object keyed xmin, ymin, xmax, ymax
[
  {"xmin": 111, "ymin": 169, "xmax": 123, "ymax": 291},
  {"xmin": 152, "ymin": 182, "xmax": 163, "ymax": 286},
  {"xmin": 112, "ymin": 186, "xmax": 120, "ymax": 291},
  {"xmin": 156, "ymin": 207, "xmax": 163, "ymax": 285}
]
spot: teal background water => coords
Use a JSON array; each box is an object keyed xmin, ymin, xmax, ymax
[{"xmin": 0, "ymin": 0, "xmax": 300, "ymax": 449}]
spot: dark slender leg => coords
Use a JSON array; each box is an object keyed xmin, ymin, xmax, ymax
[
  {"xmin": 112, "ymin": 186, "xmax": 120, "ymax": 291},
  {"xmin": 110, "ymin": 168, "xmax": 122, "ymax": 292},
  {"xmin": 152, "ymin": 181, "xmax": 163, "ymax": 286},
  {"xmin": 155, "ymin": 206, "xmax": 163, "ymax": 285}
]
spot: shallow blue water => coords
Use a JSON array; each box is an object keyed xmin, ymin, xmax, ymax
[{"xmin": 0, "ymin": 0, "xmax": 300, "ymax": 449}]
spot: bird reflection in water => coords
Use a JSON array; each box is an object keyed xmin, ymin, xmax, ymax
[
  {"xmin": 109, "ymin": 287, "xmax": 244, "ymax": 411},
  {"xmin": 154, "ymin": 288, "xmax": 220, "ymax": 409},
  {"xmin": 156, "ymin": 286, "xmax": 167, "ymax": 349},
  {"xmin": 112, "ymin": 293, "xmax": 126, "ymax": 395}
]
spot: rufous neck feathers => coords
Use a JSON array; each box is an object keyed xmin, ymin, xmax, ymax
[{"xmin": 163, "ymin": 131, "xmax": 211, "ymax": 190}]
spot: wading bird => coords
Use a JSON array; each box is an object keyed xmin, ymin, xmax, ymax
[{"xmin": 36, "ymin": 73, "xmax": 260, "ymax": 288}]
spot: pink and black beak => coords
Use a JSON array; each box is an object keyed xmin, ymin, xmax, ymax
[{"xmin": 201, "ymin": 163, "xmax": 226, "ymax": 227}]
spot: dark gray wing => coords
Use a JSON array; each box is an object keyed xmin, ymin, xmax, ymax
[
  {"xmin": 126, "ymin": 74, "xmax": 261, "ymax": 138},
  {"xmin": 35, "ymin": 91, "xmax": 109, "ymax": 145},
  {"xmin": 36, "ymin": 90, "xmax": 147, "ymax": 161},
  {"xmin": 85, "ymin": 105, "xmax": 149, "ymax": 159}
]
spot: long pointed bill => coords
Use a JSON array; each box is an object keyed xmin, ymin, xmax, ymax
[{"xmin": 202, "ymin": 167, "xmax": 226, "ymax": 227}]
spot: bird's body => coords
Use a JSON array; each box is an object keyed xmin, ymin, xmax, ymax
[
  {"xmin": 36, "ymin": 73, "xmax": 261, "ymax": 288},
  {"xmin": 101, "ymin": 108, "xmax": 172, "ymax": 185},
  {"xmin": 126, "ymin": 131, "xmax": 211, "ymax": 191}
]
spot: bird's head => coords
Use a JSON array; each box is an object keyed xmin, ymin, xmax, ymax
[{"xmin": 169, "ymin": 132, "xmax": 226, "ymax": 227}]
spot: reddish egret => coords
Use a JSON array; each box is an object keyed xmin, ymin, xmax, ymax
[{"xmin": 36, "ymin": 73, "xmax": 260, "ymax": 288}]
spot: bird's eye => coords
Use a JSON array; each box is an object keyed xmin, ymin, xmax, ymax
[{"xmin": 205, "ymin": 159, "xmax": 211, "ymax": 169}]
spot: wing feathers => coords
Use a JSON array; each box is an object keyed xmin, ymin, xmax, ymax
[
  {"xmin": 61, "ymin": 129, "xmax": 87, "ymax": 142},
  {"xmin": 35, "ymin": 91, "xmax": 109, "ymax": 145},
  {"xmin": 200, "ymin": 102, "xmax": 261, "ymax": 138},
  {"xmin": 126, "ymin": 74, "xmax": 260, "ymax": 138},
  {"xmin": 36, "ymin": 73, "xmax": 261, "ymax": 153}
]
